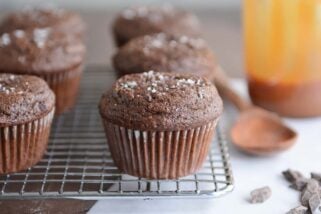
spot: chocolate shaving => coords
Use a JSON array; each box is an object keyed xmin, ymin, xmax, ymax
[
  {"xmin": 250, "ymin": 186, "xmax": 272, "ymax": 204},
  {"xmin": 311, "ymin": 173, "xmax": 321, "ymax": 184},
  {"xmin": 290, "ymin": 178, "xmax": 309, "ymax": 191},
  {"xmin": 309, "ymin": 193, "xmax": 321, "ymax": 213},
  {"xmin": 286, "ymin": 206, "xmax": 308, "ymax": 214},
  {"xmin": 301, "ymin": 179, "xmax": 320, "ymax": 206},
  {"xmin": 283, "ymin": 169, "xmax": 305, "ymax": 183},
  {"xmin": 282, "ymin": 169, "xmax": 321, "ymax": 213}
]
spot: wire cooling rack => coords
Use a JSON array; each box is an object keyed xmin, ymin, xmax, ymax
[{"xmin": 0, "ymin": 68, "xmax": 233, "ymax": 199}]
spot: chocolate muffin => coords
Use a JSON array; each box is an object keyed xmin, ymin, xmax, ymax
[
  {"xmin": 0, "ymin": 28, "xmax": 86, "ymax": 114},
  {"xmin": 0, "ymin": 74, "xmax": 55, "ymax": 174},
  {"xmin": 112, "ymin": 5, "xmax": 201, "ymax": 46},
  {"xmin": 113, "ymin": 33, "xmax": 217, "ymax": 79},
  {"xmin": 99, "ymin": 71, "xmax": 223, "ymax": 179},
  {"xmin": 0, "ymin": 7, "xmax": 85, "ymax": 39}
]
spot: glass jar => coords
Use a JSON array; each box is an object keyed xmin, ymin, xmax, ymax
[{"xmin": 244, "ymin": 0, "xmax": 321, "ymax": 117}]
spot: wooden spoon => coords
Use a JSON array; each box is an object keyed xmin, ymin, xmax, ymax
[{"xmin": 212, "ymin": 66, "xmax": 298, "ymax": 155}]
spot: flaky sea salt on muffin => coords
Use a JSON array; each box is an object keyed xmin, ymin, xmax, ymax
[
  {"xmin": 0, "ymin": 74, "xmax": 55, "ymax": 174},
  {"xmin": 0, "ymin": 6, "xmax": 85, "ymax": 39},
  {"xmin": 99, "ymin": 71, "xmax": 223, "ymax": 179},
  {"xmin": 112, "ymin": 5, "xmax": 201, "ymax": 46},
  {"xmin": 0, "ymin": 28, "xmax": 85, "ymax": 114},
  {"xmin": 113, "ymin": 33, "xmax": 217, "ymax": 79}
]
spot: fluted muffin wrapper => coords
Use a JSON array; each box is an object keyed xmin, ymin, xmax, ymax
[
  {"xmin": 0, "ymin": 109, "xmax": 55, "ymax": 174},
  {"xmin": 40, "ymin": 64, "xmax": 83, "ymax": 114},
  {"xmin": 102, "ymin": 119, "xmax": 218, "ymax": 179}
]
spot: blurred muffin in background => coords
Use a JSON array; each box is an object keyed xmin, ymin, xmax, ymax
[
  {"xmin": 0, "ymin": 6, "xmax": 86, "ymax": 40},
  {"xmin": 112, "ymin": 5, "xmax": 202, "ymax": 47},
  {"xmin": 0, "ymin": 28, "xmax": 86, "ymax": 114},
  {"xmin": 113, "ymin": 33, "xmax": 217, "ymax": 79}
]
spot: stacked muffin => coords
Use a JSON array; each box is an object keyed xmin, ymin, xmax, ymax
[
  {"xmin": 112, "ymin": 5, "xmax": 201, "ymax": 46},
  {"xmin": 0, "ymin": 7, "xmax": 86, "ymax": 114},
  {"xmin": 0, "ymin": 7, "xmax": 85, "ymax": 39},
  {"xmin": 113, "ymin": 33, "xmax": 217, "ymax": 79},
  {"xmin": 98, "ymin": 5, "xmax": 224, "ymax": 179},
  {"xmin": 0, "ymin": 7, "xmax": 85, "ymax": 174}
]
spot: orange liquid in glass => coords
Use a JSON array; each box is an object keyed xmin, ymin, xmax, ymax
[{"xmin": 244, "ymin": 0, "xmax": 321, "ymax": 117}]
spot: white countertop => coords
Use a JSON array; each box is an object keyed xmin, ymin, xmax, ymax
[{"xmin": 88, "ymin": 79, "xmax": 321, "ymax": 214}]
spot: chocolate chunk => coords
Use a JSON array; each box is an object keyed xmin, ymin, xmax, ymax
[
  {"xmin": 301, "ymin": 179, "xmax": 320, "ymax": 206},
  {"xmin": 311, "ymin": 173, "xmax": 321, "ymax": 183},
  {"xmin": 309, "ymin": 193, "xmax": 321, "ymax": 213},
  {"xmin": 306, "ymin": 180, "xmax": 320, "ymax": 192},
  {"xmin": 250, "ymin": 186, "xmax": 272, "ymax": 204},
  {"xmin": 283, "ymin": 169, "xmax": 305, "ymax": 183},
  {"xmin": 286, "ymin": 206, "xmax": 308, "ymax": 214},
  {"xmin": 290, "ymin": 178, "xmax": 309, "ymax": 191}
]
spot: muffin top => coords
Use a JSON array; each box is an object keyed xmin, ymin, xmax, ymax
[
  {"xmin": 0, "ymin": 73, "xmax": 55, "ymax": 126},
  {"xmin": 100, "ymin": 71, "xmax": 223, "ymax": 131},
  {"xmin": 0, "ymin": 7, "xmax": 85, "ymax": 37},
  {"xmin": 113, "ymin": 5, "xmax": 201, "ymax": 46},
  {"xmin": 113, "ymin": 33, "xmax": 217, "ymax": 78},
  {"xmin": 0, "ymin": 28, "xmax": 85, "ymax": 73}
]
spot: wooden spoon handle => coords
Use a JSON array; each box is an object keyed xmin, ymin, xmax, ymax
[{"xmin": 212, "ymin": 66, "xmax": 252, "ymax": 111}]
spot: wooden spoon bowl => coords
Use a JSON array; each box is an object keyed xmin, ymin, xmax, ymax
[
  {"xmin": 231, "ymin": 108, "xmax": 297, "ymax": 155},
  {"xmin": 213, "ymin": 66, "xmax": 298, "ymax": 155}
]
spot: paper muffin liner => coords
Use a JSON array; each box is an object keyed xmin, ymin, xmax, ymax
[
  {"xmin": 0, "ymin": 109, "xmax": 55, "ymax": 174},
  {"xmin": 40, "ymin": 65, "xmax": 83, "ymax": 114},
  {"xmin": 101, "ymin": 119, "xmax": 218, "ymax": 179}
]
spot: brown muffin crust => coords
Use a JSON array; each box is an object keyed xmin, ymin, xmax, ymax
[
  {"xmin": 113, "ymin": 33, "xmax": 217, "ymax": 78},
  {"xmin": 99, "ymin": 71, "xmax": 223, "ymax": 131},
  {"xmin": 113, "ymin": 5, "xmax": 201, "ymax": 46},
  {"xmin": 0, "ymin": 7, "xmax": 85, "ymax": 38},
  {"xmin": 0, "ymin": 28, "xmax": 85, "ymax": 73},
  {"xmin": 0, "ymin": 73, "xmax": 55, "ymax": 126}
]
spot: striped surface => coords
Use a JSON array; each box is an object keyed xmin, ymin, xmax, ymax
[
  {"xmin": 104, "ymin": 121, "xmax": 217, "ymax": 179},
  {"xmin": 0, "ymin": 109, "xmax": 54, "ymax": 174}
]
